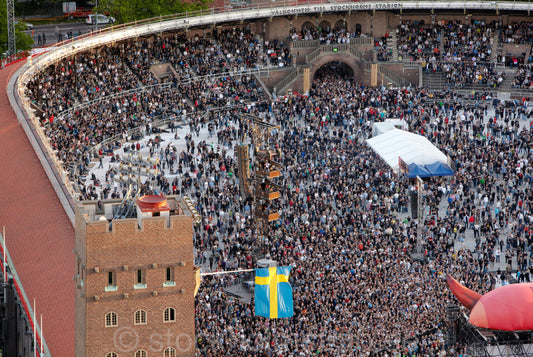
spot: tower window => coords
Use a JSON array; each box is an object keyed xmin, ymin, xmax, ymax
[
  {"xmin": 163, "ymin": 307, "xmax": 175, "ymax": 322},
  {"xmin": 163, "ymin": 267, "xmax": 175, "ymax": 287},
  {"xmin": 105, "ymin": 312, "xmax": 117, "ymax": 327},
  {"xmin": 136, "ymin": 269, "xmax": 144, "ymax": 284},
  {"xmin": 135, "ymin": 350, "xmax": 147, "ymax": 357},
  {"xmin": 134, "ymin": 269, "xmax": 146, "ymax": 289},
  {"xmin": 105, "ymin": 271, "xmax": 117, "ymax": 291},
  {"xmin": 105, "ymin": 353, "xmax": 117, "ymax": 357},
  {"xmin": 134, "ymin": 309, "xmax": 147, "ymax": 325},
  {"xmin": 164, "ymin": 347, "xmax": 176, "ymax": 357}
]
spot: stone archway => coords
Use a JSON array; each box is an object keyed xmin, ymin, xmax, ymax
[
  {"xmin": 334, "ymin": 20, "xmax": 347, "ymax": 31},
  {"xmin": 301, "ymin": 21, "xmax": 315, "ymax": 33},
  {"xmin": 314, "ymin": 61, "xmax": 354, "ymax": 80},
  {"xmin": 318, "ymin": 20, "xmax": 331, "ymax": 31},
  {"xmin": 309, "ymin": 55, "xmax": 365, "ymax": 85}
]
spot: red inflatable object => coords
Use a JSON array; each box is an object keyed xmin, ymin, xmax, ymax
[{"xmin": 447, "ymin": 274, "xmax": 533, "ymax": 331}]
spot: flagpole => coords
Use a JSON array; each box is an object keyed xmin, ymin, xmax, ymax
[
  {"xmin": 2, "ymin": 226, "xmax": 5, "ymax": 280},
  {"xmin": 40, "ymin": 314, "xmax": 43, "ymax": 357},
  {"xmin": 33, "ymin": 299, "xmax": 36, "ymax": 357},
  {"xmin": 200, "ymin": 268, "xmax": 255, "ymax": 276}
]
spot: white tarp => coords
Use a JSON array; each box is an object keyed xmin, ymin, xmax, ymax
[
  {"xmin": 366, "ymin": 128, "xmax": 447, "ymax": 172},
  {"xmin": 385, "ymin": 118, "xmax": 408, "ymax": 130},
  {"xmin": 372, "ymin": 122, "xmax": 395, "ymax": 137}
]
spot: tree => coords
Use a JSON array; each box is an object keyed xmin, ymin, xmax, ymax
[
  {"xmin": 99, "ymin": 0, "xmax": 211, "ymax": 24},
  {"xmin": 0, "ymin": 1, "xmax": 34, "ymax": 58}
]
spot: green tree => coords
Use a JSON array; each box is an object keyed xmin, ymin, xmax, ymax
[
  {"xmin": 0, "ymin": 1, "xmax": 34, "ymax": 58},
  {"xmin": 99, "ymin": 0, "xmax": 211, "ymax": 24}
]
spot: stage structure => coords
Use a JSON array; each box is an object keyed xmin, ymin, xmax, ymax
[
  {"xmin": 235, "ymin": 115, "xmax": 282, "ymax": 255},
  {"xmin": 447, "ymin": 275, "xmax": 533, "ymax": 356},
  {"xmin": 447, "ymin": 305, "xmax": 533, "ymax": 357},
  {"xmin": 236, "ymin": 115, "xmax": 282, "ymax": 222}
]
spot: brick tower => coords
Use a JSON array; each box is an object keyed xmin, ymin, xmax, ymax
[{"xmin": 74, "ymin": 195, "xmax": 198, "ymax": 357}]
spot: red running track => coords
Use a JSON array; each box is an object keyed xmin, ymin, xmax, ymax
[{"xmin": 0, "ymin": 62, "xmax": 75, "ymax": 357}]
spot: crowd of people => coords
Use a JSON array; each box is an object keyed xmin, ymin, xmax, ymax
[
  {"xmin": 396, "ymin": 19, "xmax": 508, "ymax": 88},
  {"xmin": 375, "ymin": 35, "xmax": 393, "ymax": 62},
  {"xmin": 23, "ymin": 22, "xmax": 533, "ymax": 356},
  {"xmin": 291, "ymin": 25, "xmax": 366, "ymax": 45},
  {"xmin": 513, "ymin": 64, "xmax": 533, "ymax": 89},
  {"xmin": 500, "ymin": 21, "xmax": 533, "ymax": 45}
]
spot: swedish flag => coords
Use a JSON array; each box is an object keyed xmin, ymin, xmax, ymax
[{"xmin": 255, "ymin": 266, "xmax": 293, "ymax": 319}]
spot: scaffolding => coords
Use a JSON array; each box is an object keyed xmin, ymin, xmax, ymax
[
  {"xmin": 7, "ymin": 0, "xmax": 16, "ymax": 57},
  {"xmin": 447, "ymin": 304, "xmax": 533, "ymax": 357}
]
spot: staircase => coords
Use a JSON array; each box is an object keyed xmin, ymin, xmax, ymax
[
  {"xmin": 423, "ymin": 71, "xmax": 447, "ymax": 91},
  {"xmin": 496, "ymin": 67, "xmax": 518, "ymax": 92},
  {"xmin": 491, "ymin": 32, "xmax": 503, "ymax": 63},
  {"xmin": 387, "ymin": 30, "xmax": 399, "ymax": 61},
  {"xmin": 439, "ymin": 30, "xmax": 445, "ymax": 56}
]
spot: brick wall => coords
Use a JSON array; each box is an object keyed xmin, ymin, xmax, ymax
[{"xmin": 75, "ymin": 199, "xmax": 195, "ymax": 357}]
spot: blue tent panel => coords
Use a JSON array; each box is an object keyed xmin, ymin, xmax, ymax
[
  {"xmin": 425, "ymin": 161, "xmax": 455, "ymax": 177},
  {"xmin": 408, "ymin": 163, "xmax": 432, "ymax": 178}
]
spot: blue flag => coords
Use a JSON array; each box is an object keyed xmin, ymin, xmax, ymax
[{"xmin": 255, "ymin": 266, "xmax": 293, "ymax": 319}]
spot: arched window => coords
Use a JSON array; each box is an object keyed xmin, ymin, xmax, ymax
[
  {"xmin": 163, "ymin": 307, "xmax": 175, "ymax": 322},
  {"xmin": 105, "ymin": 352, "xmax": 117, "ymax": 357},
  {"xmin": 105, "ymin": 312, "xmax": 117, "ymax": 327},
  {"xmin": 134, "ymin": 309, "xmax": 147, "ymax": 325},
  {"xmin": 135, "ymin": 350, "xmax": 147, "ymax": 357},
  {"xmin": 163, "ymin": 347, "xmax": 176, "ymax": 357}
]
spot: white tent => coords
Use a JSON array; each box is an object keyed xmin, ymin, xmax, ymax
[
  {"xmin": 385, "ymin": 118, "xmax": 408, "ymax": 130},
  {"xmin": 372, "ymin": 122, "xmax": 395, "ymax": 137},
  {"xmin": 366, "ymin": 128, "xmax": 447, "ymax": 172}
]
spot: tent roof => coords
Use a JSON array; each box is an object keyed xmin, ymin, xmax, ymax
[
  {"xmin": 366, "ymin": 128, "xmax": 447, "ymax": 172},
  {"xmin": 425, "ymin": 161, "xmax": 454, "ymax": 176},
  {"xmin": 372, "ymin": 122, "xmax": 396, "ymax": 137},
  {"xmin": 408, "ymin": 163, "xmax": 432, "ymax": 178}
]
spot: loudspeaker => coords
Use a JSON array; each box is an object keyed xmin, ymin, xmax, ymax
[{"xmin": 410, "ymin": 191, "xmax": 418, "ymax": 219}]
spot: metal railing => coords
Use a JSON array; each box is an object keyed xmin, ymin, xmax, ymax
[
  {"xmin": 56, "ymin": 66, "xmax": 272, "ymax": 117},
  {"xmin": 378, "ymin": 64, "xmax": 406, "ymax": 87}
]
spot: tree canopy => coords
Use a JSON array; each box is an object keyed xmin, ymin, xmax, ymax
[
  {"xmin": 99, "ymin": 0, "xmax": 211, "ymax": 24},
  {"xmin": 0, "ymin": 2, "xmax": 34, "ymax": 58}
]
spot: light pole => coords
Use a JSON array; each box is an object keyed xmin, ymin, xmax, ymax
[
  {"xmin": 94, "ymin": 0, "xmax": 98, "ymax": 32},
  {"xmin": 416, "ymin": 175, "xmax": 423, "ymax": 254}
]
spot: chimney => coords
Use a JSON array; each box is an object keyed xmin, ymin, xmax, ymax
[{"xmin": 136, "ymin": 195, "xmax": 171, "ymax": 227}]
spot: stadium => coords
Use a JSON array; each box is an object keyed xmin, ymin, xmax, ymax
[{"xmin": 1, "ymin": 0, "xmax": 533, "ymax": 356}]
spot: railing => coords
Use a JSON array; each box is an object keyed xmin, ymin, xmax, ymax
[
  {"xmin": 403, "ymin": 61, "xmax": 422, "ymax": 70},
  {"xmin": 275, "ymin": 67, "xmax": 299, "ymax": 94},
  {"xmin": 291, "ymin": 40, "xmax": 320, "ymax": 49},
  {"xmin": 0, "ymin": 231, "xmax": 50, "ymax": 356},
  {"xmin": 349, "ymin": 37, "xmax": 374, "ymax": 46},
  {"xmin": 11, "ymin": 74, "xmax": 77, "ymax": 221},
  {"xmin": 378, "ymin": 64, "xmax": 406, "ymax": 87},
  {"xmin": 304, "ymin": 47, "xmax": 320, "ymax": 63},
  {"xmin": 292, "ymin": 37, "xmax": 372, "ymax": 50},
  {"xmin": 349, "ymin": 44, "xmax": 365, "ymax": 60},
  {"xmin": 57, "ymin": 67, "xmax": 272, "ymax": 117},
  {"xmin": 321, "ymin": 43, "xmax": 349, "ymax": 52},
  {"xmin": 11, "ymin": 0, "xmax": 533, "ymax": 207},
  {"xmin": 58, "ymin": 82, "xmax": 172, "ymax": 117}
]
